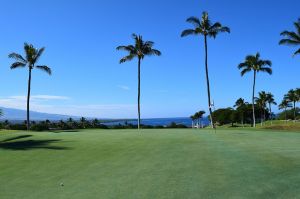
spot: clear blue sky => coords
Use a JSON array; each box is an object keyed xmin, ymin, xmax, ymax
[{"xmin": 0, "ymin": 0, "xmax": 299, "ymax": 118}]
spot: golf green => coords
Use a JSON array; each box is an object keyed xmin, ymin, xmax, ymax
[{"xmin": 0, "ymin": 129, "xmax": 300, "ymax": 199}]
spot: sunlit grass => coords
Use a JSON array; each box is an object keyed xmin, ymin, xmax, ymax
[{"xmin": 0, "ymin": 129, "xmax": 300, "ymax": 198}]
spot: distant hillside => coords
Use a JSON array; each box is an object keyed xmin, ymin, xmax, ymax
[{"xmin": 0, "ymin": 107, "xmax": 79, "ymax": 121}]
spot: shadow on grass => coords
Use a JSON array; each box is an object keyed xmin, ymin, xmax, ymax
[
  {"xmin": 1, "ymin": 135, "xmax": 33, "ymax": 142},
  {"xmin": 0, "ymin": 135, "xmax": 69, "ymax": 151}
]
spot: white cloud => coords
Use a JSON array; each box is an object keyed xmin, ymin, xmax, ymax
[
  {"xmin": 117, "ymin": 85, "xmax": 130, "ymax": 91},
  {"xmin": 32, "ymin": 95, "xmax": 70, "ymax": 100},
  {"xmin": 0, "ymin": 95, "xmax": 136, "ymax": 118},
  {"xmin": 8, "ymin": 95, "xmax": 70, "ymax": 101}
]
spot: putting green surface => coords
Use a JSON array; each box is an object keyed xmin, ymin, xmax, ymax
[{"xmin": 0, "ymin": 129, "xmax": 300, "ymax": 199}]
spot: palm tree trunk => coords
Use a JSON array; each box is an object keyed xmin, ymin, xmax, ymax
[
  {"xmin": 242, "ymin": 112, "xmax": 244, "ymax": 127},
  {"xmin": 285, "ymin": 107, "xmax": 287, "ymax": 124},
  {"xmin": 252, "ymin": 71, "xmax": 256, "ymax": 127},
  {"xmin": 137, "ymin": 58, "xmax": 141, "ymax": 130},
  {"xmin": 293, "ymin": 101, "xmax": 296, "ymax": 122},
  {"xmin": 261, "ymin": 109, "xmax": 263, "ymax": 126},
  {"xmin": 269, "ymin": 103, "xmax": 272, "ymax": 125},
  {"xmin": 27, "ymin": 68, "xmax": 32, "ymax": 131},
  {"xmin": 204, "ymin": 35, "xmax": 214, "ymax": 129},
  {"xmin": 263, "ymin": 107, "xmax": 266, "ymax": 125}
]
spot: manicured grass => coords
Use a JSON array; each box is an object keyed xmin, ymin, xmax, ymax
[{"xmin": 0, "ymin": 129, "xmax": 300, "ymax": 198}]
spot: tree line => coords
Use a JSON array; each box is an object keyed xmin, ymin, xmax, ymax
[{"xmin": 206, "ymin": 88, "xmax": 300, "ymax": 127}]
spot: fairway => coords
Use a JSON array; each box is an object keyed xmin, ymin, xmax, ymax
[{"xmin": 1, "ymin": 129, "xmax": 300, "ymax": 199}]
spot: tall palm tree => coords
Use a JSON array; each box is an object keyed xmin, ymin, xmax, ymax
[
  {"xmin": 284, "ymin": 89, "xmax": 299, "ymax": 121},
  {"xmin": 266, "ymin": 92, "xmax": 277, "ymax": 124},
  {"xmin": 279, "ymin": 99, "xmax": 292, "ymax": 123},
  {"xmin": 255, "ymin": 91, "xmax": 268, "ymax": 125},
  {"xmin": 8, "ymin": 43, "xmax": 51, "ymax": 130},
  {"xmin": 279, "ymin": 18, "xmax": 300, "ymax": 56},
  {"xmin": 181, "ymin": 12, "xmax": 230, "ymax": 128},
  {"xmin": 234, "ymin": 98, "xmax": 248, "ymax": 126},
  {"xmin": 117, "ymin": 34, "xmax": 161, "ymax": 129},
  {"xmin": 238, "ymin": 53, "xmax": 272, "ymax": 127}
]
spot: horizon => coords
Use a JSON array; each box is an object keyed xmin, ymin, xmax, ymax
[{"xmin": 0, "ymin": 0, "xmax": 299, "ymax": 119}]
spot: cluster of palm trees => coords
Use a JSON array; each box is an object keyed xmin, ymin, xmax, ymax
[
  {"xmin": 4, "ymin": 12, "xmax": 300, "ymax": 130},
  {"xmin": 255, "ymin": 91, "xmax": 277, "ymax": 125},
  {"xmin": 279, "ymin": 88, "xmax": 300, "ymax": 121},
  {"xmin": 190, "ymin": 111, "xmax": 206, "ymax": 128},
  {"xmin": 234, "ymin": 88, "xmax": 300, "ymax": 126},
  {"xmin": 233, "ymin": 92, "xmax": 276, "ymax": 127},
  {"xmin": 236, "ymin": 17, "xmax": 300, "ymax": 127}
]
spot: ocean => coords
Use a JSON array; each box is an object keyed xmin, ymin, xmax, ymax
[{"xmin": 102, "ymin": 117, "xmax": 210, "ymax": 127}]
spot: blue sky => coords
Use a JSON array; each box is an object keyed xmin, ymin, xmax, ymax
[{"xmin": 0, "ymin": 0, "xmax": 299, "ymax": 118}]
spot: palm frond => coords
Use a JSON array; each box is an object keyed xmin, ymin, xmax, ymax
[
  {"xmin": 259, "ymin": 67, "xmax": 272, "ymax": 75},
  {"xmin": 260, "ymin": 60, "xmax": 272, "ymax": 66},
  {"xmin": 34, "ymin": 47, "xmax": 45, "ymax": 63},
  {"xmin": 293, "ymin": 48, "xmax": 300, "ymax": 56},
  {"xmin": 116, "ymin": 45, "xmax": 135, "ymax": 52},
  {"xmin": 181, "ymin": 29, "xmax": 197, "ymax": 37},
  {"xmin": 36, "ymin": 65, "xmax": 52, "ymax": 75},
  {"xmin": 186, "ymin": 16, "xmax": 201, "ymax": 27},
  {"xmin": 238, "ymin": 62, "xmax": 249, "ymax": 69},
  {"xmin": 119, "ymin": 54, "xmax": 136, "ymax": 64},
  {"xmin": 10, "ymin": 62, "xmax": 26, "ymax": 69},
  {"xmin": 240, "ymin": 68, "xmax": 251, "ymax": 76},
  {"xmin": 8, "ymin": 53, "xmax": 27, "ymax": 64},
  {"xmin": 146, "ymin": 49, "xmax": 161, "ymax": 56},
  {"xmin": 144, "ymin": 41, "xmax": 154, "ymax": 48},
  {"xmin": 280, "ymin": 31, "xmax": 300, "ymax": 41},
  {"xmin": 279, "ymin": 39, "xmax": 300, "ymax": 46},
  {"xmin": 220, "ymin": 26, "xmax": 230, "ymax": 33}
]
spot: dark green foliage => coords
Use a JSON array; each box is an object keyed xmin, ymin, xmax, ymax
[
  {"xmin": 211, "ymin": 108, "xmax": 235, "ymax": 126},
  {"xmin": 212, "ymin": 105, "xmax": 269, "ymax": 126},
  {"xmin": 167, "ymin": 122, "xmax": 188, "ymax": 128},
  {"xmin": 30, "ymin": 123, "xmax": 50, "ymax": 131},
  {"xmin": 8, "ymin": 124, "xmax": 27, "ymax": 130},
  {"xmin": 277, "ymin": 108, "xmax": 300, "ymax": 120}
]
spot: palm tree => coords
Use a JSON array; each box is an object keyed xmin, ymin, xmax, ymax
[
  {"xmin": 190, "ymin": 115, "xmax": 196, "ymax": 128},
  {"xmin": 8, "ymin": 43, "xmax": 51, "ymax": 130},
  {"xmin": 279, "ymin": 99, "xmax": 292, "ymax": 123},
  {"xmin": 181, "ymin": 12, "xmax": 230, "ymax": 128},
  {"xmin": 234, "ymin": 98, "xmax": 248, "ymax": 126},
  {"xmin": 196, "ymin": 110, "xmax": 206, "ymax": 128},
  {"xmin": 238, "ymin": 53, "xmax": 272, "ymax": 127},
  {"xmin": 284, "ymin": 89, "xmax": 299, "ymax": 121},
  {"xmin": 266, "ymin": 92, "xmax": 277, "ymax": 124},
  {"xmin": 117, "ymin": 34, "xmax": 161, "ymax": 129},
  {"xmin": 279, "ymin": 18, "xmax": 300, "ymax": 56},
  {"xmin": 255, "ymin": 91, "xmax": 268, "ymax": 126},
  {"xmin": 80, "ymin": 117, "xmax": 87, "ymax": 128}
]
